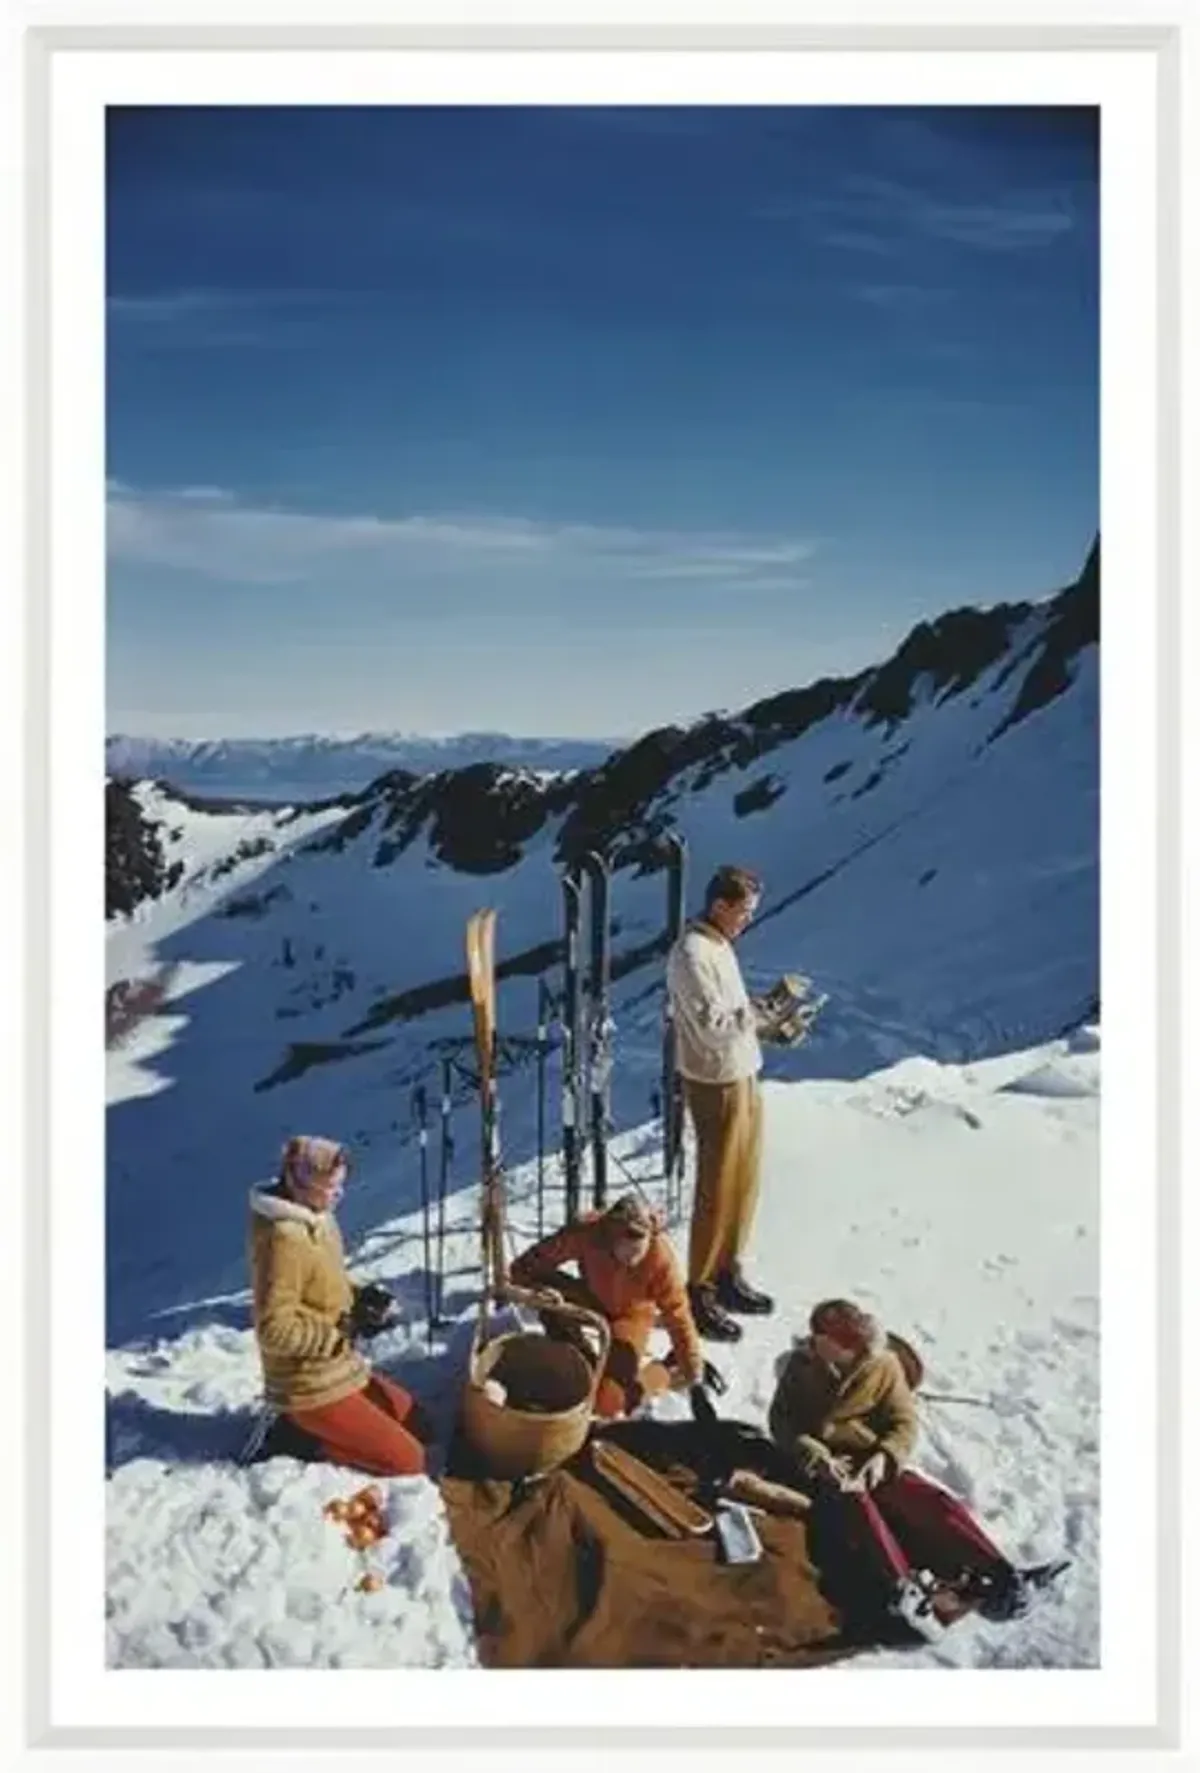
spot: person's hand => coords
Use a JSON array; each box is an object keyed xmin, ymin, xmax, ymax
[
  {"xmin": 539, "ymin": 1286, "xmax": 565, "ymax": 1306},
  {"xmin": 794, "ymin": 1434, "xmax": 838, "ymax": 1477},
  {"xmin": 856, "ymin": 1452, "xmax": 892, "ymax": 1492}
]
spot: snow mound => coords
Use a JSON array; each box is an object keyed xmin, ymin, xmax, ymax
[
  {"xmin": 106, "ymin": 1457, "xmax": 478, "ymax": 1669},
  {"xmin": 1000, "ymin": 1056, "xmax": 1099, "ymax": 1100}
]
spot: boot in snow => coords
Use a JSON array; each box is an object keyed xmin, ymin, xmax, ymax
[
  {"xmin": 973, "ymin": 1558, "xmax": 1071, "ymax": 1623},
  {"xmin": 688, "ymin": 1284, "xmax": 743, "ymax": 1343},
  {"xmin": 716, "ymin": 1266, "xmax": 775, "ymax": 1316},
  {"xmin": 888, "ymin": 1570, "xmax": 948, "ymax": 1644}
]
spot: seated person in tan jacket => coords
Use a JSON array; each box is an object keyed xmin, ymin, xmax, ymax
[
  {"xmin": 769, "ymin": 1299, "xmax": 1063, "ymax": 1635},
  {"xmin": 510, "ymin": 1193, "xmax": 706, "ymax": 1418},
  {"xmin": 249, "ymin": 1135, "xmax": 431, "ymax": 1476}
]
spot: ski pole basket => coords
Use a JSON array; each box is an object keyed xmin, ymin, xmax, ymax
[{"xmin": 460, "ymin": 1282, "xmax": 611, "ymax": 1481}]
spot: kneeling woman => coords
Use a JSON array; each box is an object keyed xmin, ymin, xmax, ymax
[
  {"xmin": 510, "ymin": 1193, "xmax": 705, "ymax": 1417},
  {"xmin": 249, "ymin": 1136, "xmax": 430, "ymax": 1477}
]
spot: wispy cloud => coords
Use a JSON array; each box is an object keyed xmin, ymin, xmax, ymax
[
  {"xmin": 106, "ymin": 484, "xmax": 819, "ymax": 593},
  {"xmin": 107, "ymin": 288, "xmax": 337, "ymax": 351},
  {"xmin": 841, "ymin": 174, "xmax": 1077, "ymax": 252},
  {"xmin": 851, "ymin": 283, "xmax": 956, "ymax": 311},
  {"xmin": 759, "ymin": 173, "xmax": 1079, "ymax": 256}
]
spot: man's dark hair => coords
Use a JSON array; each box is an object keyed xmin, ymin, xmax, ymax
[{"xmin": 703, "ymin": 864, "xmax": 763, "ymax": 911}]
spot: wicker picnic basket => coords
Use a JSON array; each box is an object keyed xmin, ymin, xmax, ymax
[{"xmin": 460, "ymin": 1282, "xmax": 611, "ymax": 1480}]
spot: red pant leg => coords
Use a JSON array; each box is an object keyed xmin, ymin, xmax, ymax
[
  {"xmin": 873, "ymin": 1470, "xmax": 1010, "ymax": 1578},
  {"xmin": 287, "ymin": 1373, "xmax": 427, "ymax": 1477},
  {"xmin": 833, "ymin": 1489, "xmax": 913, "ymax": 1586}
]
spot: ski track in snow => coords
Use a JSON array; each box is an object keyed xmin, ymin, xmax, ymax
[{"xmin": 105, "ymin": 1033, "xmax": 1098, "ymax": 1672}]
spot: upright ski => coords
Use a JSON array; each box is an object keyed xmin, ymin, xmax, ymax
[
  {"xmin": 465, "ymin": 908, "xmax": 503, "ymax": 1294},
  {"xmin": 581, "ymin": 850, "xmax": 612, "ymax": 1210},
  {"xmin": 560, "ymin": 869, "xmax": 584, "ymax": 1222},
  {"xmin": 661, "ymin": 831, "xmax": 688, "ymax": 1217}
]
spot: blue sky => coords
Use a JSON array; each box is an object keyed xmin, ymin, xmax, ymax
[{"xmin": 106, "ymin": 105, "xmax": 1098, "ymax": 739}]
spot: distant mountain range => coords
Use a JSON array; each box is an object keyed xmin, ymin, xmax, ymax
[{"xmin": 104, "ymin": 731, "xmax": 621, "ymax": 803}]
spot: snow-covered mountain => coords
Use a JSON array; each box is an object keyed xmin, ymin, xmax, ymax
[
  {"xmin": 105, "ymin": 540, "xmax": 1099, "ymax": 1672},
  {"xmin": 104, "ymin": 730, "xmax": 620, "ymax": 804}
]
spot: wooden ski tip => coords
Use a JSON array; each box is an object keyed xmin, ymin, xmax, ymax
[{"xmin": 589, "ymin": 1438, "xmax": 713, "ymax": 1538}]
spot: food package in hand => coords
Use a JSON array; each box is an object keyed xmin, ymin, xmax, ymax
[{"xmin": 759, "ymin": 974, "xmax": 826, "ymax": 1046}]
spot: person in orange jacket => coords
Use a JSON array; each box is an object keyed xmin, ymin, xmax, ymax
[{"xmin": 510, "ymin": 1193, "xmax": 707, "ymax": 1418}]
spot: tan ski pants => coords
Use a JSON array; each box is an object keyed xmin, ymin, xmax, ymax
[{"xmin": 684, "ymin": 1075, "xmax": 764, "ymax": 1287}]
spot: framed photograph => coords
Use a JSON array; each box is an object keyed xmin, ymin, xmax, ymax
[{"xmin": 14, "ymin": 7, "xmax": 1186, "ymax": 1762}]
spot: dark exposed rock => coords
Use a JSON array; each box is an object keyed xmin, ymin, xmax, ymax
[
  {"xmin": 733, "ymin": 774, "xmax": 787, "ymax": 818},
  {"xmin": 989, "ymin": 538, "xmax": 1099, "ymax": 742},
  {"xmin": 106, "ymin": 779, "xmax": 183, "ymax": 917},
  {"xmin": 850, "ymin": 769, "xmax": 885, "ymax": 800},
  {"xmin": 254, "ymin": 1037, "xmax": 391, "ymax": 1093},
  {"xmin": 220, "ymin": 885, "xmax": 292, "ymax": 919},
  {"xmin": 855, "ymin": 602, "xmax": 1033, "ymax": 732},
  {"xmin": 743, "ymin": 674, "xmax": 866, "ymax": 745},
  {"xmin": 208, "ymin": 835, "xmax": 275, "ymax": 880}
]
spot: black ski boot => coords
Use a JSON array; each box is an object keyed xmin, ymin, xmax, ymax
[
  {"xmin": 716, "ymin": 1266, "xmax": 775, "ymax": 1316},
  {"xmin": 973, "ymin": 1558, "xmax": 1071, "ymax": 1622},
  {"xmin": 688, "ymin": 1283, "xmax": 743, "ymax": 1342}
]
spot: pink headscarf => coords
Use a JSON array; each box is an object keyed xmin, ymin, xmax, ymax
[{"xmin": 281, "ymin": 1135, "xmax": 347, "ymax": 1191}]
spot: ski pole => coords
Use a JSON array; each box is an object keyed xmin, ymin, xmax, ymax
[
  {"xmin": 436, "ymin": 1057, "xmax": 453, "ymax": 1324},
  {"xmin": 662, "ymin": 831, "xmax": 687, "ymax": 1224},
  {"xmin": 921, "ymin": 1390, "xmax": 996, "ymax": 1410},
  {"xmin": 536, "ymin": 978, "xmax": 549, "ymax": 1240},
  {"xmin": 582, "ymin": 850, "xmax": 612, "ymax": 1211},
  {"xmin": 413, "ymin": 1081, "xmax": 431, "ymax": 1349},
  {"xmin": 561, "ymin": 868, "xmax": 583, "ymax": 1223}
]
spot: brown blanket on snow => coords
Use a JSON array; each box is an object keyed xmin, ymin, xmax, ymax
[{"xmin": 439, "ymin": 1418, "xmax": 857, "ymax": 1669}]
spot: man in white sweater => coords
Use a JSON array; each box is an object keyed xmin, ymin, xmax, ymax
[{"xmin": 666, "ymin": 863, "xmax": 774, "ymax": 1342}]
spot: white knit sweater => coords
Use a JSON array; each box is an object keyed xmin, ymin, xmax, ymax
[{"xmin": 666, "ymin": 921, "xmax": 763, "ymax": 1085}]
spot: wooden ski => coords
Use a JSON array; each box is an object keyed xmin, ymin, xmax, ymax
[
  {"xmin": 465, "ymin": 909, "xmax": 503, "ymax": 1297},
  {"xmin": 465, "ymin": 907, "xmax": 498, "ymax": 1089},
  {"xmin": 589, "ymin": 1438, "xmax": 713, "ymax": 1539}
]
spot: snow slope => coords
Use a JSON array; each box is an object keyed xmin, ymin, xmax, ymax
[
  {"xmin": 104, "ymin": 558, "xmax": 1099, "ymax": 1669},
  {"xmin": 104, "ymin": 606, "xmax": 1095, "ymax": 1341},
  {"xmin": 105, "ymin": 1030, "xmax": 1098, "ymax": 1669}
]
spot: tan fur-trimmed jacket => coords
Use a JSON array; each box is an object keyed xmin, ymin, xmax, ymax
[
  {"xmin": 248, "ymin": 1186, "xmax": 370, "ymax": 1413},
  {"xmin": 768, "ymin": 1335, "xmax": 919, "ymax": 1476}
]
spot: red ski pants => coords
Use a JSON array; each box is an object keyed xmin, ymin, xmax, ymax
[
  {"xmin": 286, "ymin": 1371, "xmax": 428, "ymax": 1477},
  {"xmin": 827, "ymin": 1469, "xmax": 1009, "ymax": 1588}
]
